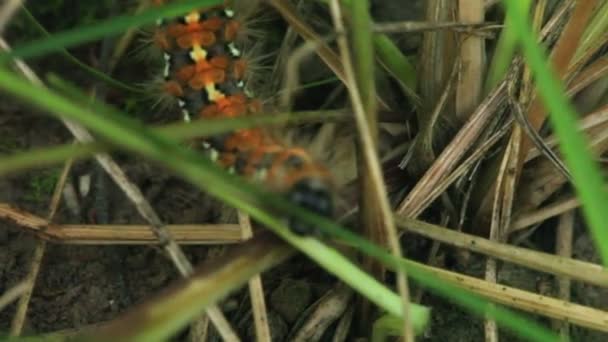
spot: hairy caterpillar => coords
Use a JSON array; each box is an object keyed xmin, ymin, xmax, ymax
[{"xmin": 153, "ymin": 0, "xmax": 334, "ymax": 234}]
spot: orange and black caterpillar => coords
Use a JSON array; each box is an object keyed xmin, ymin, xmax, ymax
[{"xmin": 154, "ymin": 0, "xmax": 333, "ymax": 234}]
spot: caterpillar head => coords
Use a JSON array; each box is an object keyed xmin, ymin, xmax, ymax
[{"xmin": 286, "ymin": 177, "xmax": 333, "ymax": 235}]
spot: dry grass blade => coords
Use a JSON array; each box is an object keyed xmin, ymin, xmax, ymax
[
  {"xmin": 412, "ymin": 260, "xmax": 608, "ymax": 332},
  {"xmin": 238, "ymin": 211, "xmax": 271, "ymax": 342},
  {"xmin": 516, "ymin": 104, "xmax": 608, "ymax": 217},
  {"xmin": 267, "ymin": 0, "xmax": 390, "ymax": 110},
  {"xmin": 508, "ymin": 64, "xmax": 572, "ymax": 181},
  {"xmin": 1, "ymin": 36, "xmax": 242, "ymax": 337},
  {"xmin": 509, "ymin": 57, "xmax": 608, "ymax": 222},
  {"xmin": 328, "ymin": 0, "xmax": 412, "ymax": 338},
  {"xmin": 418, "ymin": 118, "xmax": 513, "ymax": 216},
  {"xmin": 267, "ymin": 0, "xmax": 343, "ymax": 80},
  {"xmin": 406, "ymin": 55, "xmax": 460, "ymax": 175},
  {"xmin": 407, "ymin": 0, "xmax": 459, "ymax": 177},
  {"xmin": 553, "ymin": 211, "xmax": 574, "ymax": 338},
  {"xmin": 373, "ymin": 21, "xmax": 498, "ymax": 35},
  {"xmin": 418, "ymin": 0, "xmax": 457, "ymax": 112},
  {"xmin": 0, "ymin": 0, "xmax": 22, "ymax": 34},
  {"xmin": 290, "ymin": 284, "xmax": 353, "ymax": 342},
  {"xmin": 0, "ymin": 281, "xmax": 28, "ymax": 313},
  {"xmin": 0, "ymin": 38, "xmax": 195, "ymax": 273},
  {"xmin": 397, "ymin": 80, "xmax": 508, "ymax": 217},
  {"xmin": 455, "ymin": 0, "xmax": 484, "ymax": 122},
  {"xmin": 0, "ymin": 203, "xmax": 244, "ymax": 244},
  {"xmin": 484, "ymin": 95, "xmax": 521, "ymax": 341},
  {"xmin": 470, "ymin": 0, "xmax": 572, "ymax": 229},
  {"xmin": 526, "ymin": 99, "xmax": 608, "ymax": 162},
  {"xmin": 396, "ymin": 216, "xmax": 608, "ymax": 287},
  {"xmin": 511, "ymin": 196, "xmax": 579, "ymax": 231},
  {"xmin": 331, "ymin": 306, "xmax": 354, "ymax": 342},
  {"xmin": 10, "ymin": 157, "xmax": 73, "ymax": 336},
  {"xmin": 474, "ymin": 0, "xmax": 599, "ymax": 230}
]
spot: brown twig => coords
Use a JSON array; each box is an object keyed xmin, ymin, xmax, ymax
[
  {"xmin": 10, "ymin": 157, "xmax": 74, "ymax": 336},
  {"xmin": 238, "ymin": 211, "xmax": 271, "ymax": 342},
  {"xmin": 0, "ymin": 203, "xmax": 244, "ymax": 244},
  {"xmin": 553, "ymin": 211, "xmax": 574, "ymax": 338}
]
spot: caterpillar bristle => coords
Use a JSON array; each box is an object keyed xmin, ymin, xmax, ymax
[{"xmin": 149, "ymin": 0, "xmax": 335, "ymax": 234}]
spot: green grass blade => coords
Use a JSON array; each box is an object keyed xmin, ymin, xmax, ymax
[
  {"xmin": 0, "ymin": 0, "xmax": 223, "ymax": 62},
  {"xmin": 485, "ymin": 0, "xmax": 533, "ymax": 91},
  {"xmin": 374, "ymin": 35, "xmax": 420, "ymax": 106},
  {"xmin": 351, "ymin": 0, "xmax": 377, "ymax": 117},
  {"xmin": 0, "ymin": 143, "xmax": 101, "ymax": 174},
  {"xmin": 502, "ymin": 0, "xmax": 608, "ymax": 265},
  {"xmin": 0, "ymin": 68, "xmax": 430, "ymax": 334},
  {"xmin": 372, "ymin": 314, "xmax": 403, "ymax": 342},
  {"xmin": 0, "ymin": 60, "xmax": 558, "ymax": 342},
  {"xmin": 317, "ymin": 0, "xmax": 419, "ymax": 104},
  {"xmin": 0, "ymin": 64, "xmax": 557, "ymax": 341},
  {"xmin": 0, "ymin": 108, "xmax": 345, "ymax": 176},
  {"xmin": 19, "ymin": 6, "xmax": 143, "ymax": 94}
]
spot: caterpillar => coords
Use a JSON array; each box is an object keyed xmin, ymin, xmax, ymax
[{"xmin": 153, "ymin": 0, "xmax": 333, "ymax": 234}]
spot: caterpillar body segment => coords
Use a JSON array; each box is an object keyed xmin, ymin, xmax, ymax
[{"xmin": 153, "ymin": 0, "xmax": 334, "ymax": 234}]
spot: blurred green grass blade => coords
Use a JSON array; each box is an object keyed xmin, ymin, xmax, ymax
[
  {"xmin": 374, "ymin": 35, "xmax": 416, "ymax": 89},
  {"xmin": 0, "ymin": 0, "xmax": 223, "ymax": 62},
  {"xmin": 1, "ymin": 59, "xmax": 557, "ymax": 342},
  {"xmin": 0, "ymin": 143, "xmax": 101, "ymax": 174},
  {"xmin": 502, "ymin": 0, "xmax": 608, "ymax": 265},
  {"xmin": 351, "ymin": 0, "xmax": 377, "ymax": 116},
  {"xmin": 0, "ymin": 61, "xmax": 556, "ymax": 340},
  {"xmin": 374, "ymin": 35, "xmax": 420, "ymax": 106},
  {"xmin": 0, "ymin": 68, "xmax": 430, "ymax": 334},
  {"xmin": 277, "ymin": 229, "xmax": 429, "ymax": 331},
  {"xmin": 19, "ymin": 6, "xmax": 143, "ymax": 94},
  {"xmin": 485, "ymin": 0, "xmax": 533, "ymax": 90},
  {"xmin": 372, "ymin": 314, "xmax": 403, "ymax": 342},
  {"xmin": 0, "ymin": 108, "xmax": 344, "ymax": 176},
  {"xmin": 295, "ymin": 76, "xmax": 340, "ymax": 90},
  {"xmin": 270, "ymin": 203, "xmax": 560, "ymax": 341},
  {"xmin": 317, "ymin": 0, "xmax": 419, "ymax": 105},
  {"xmin": 157, "ymin": 109, "xmax": 344, "ymax": 138}
]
